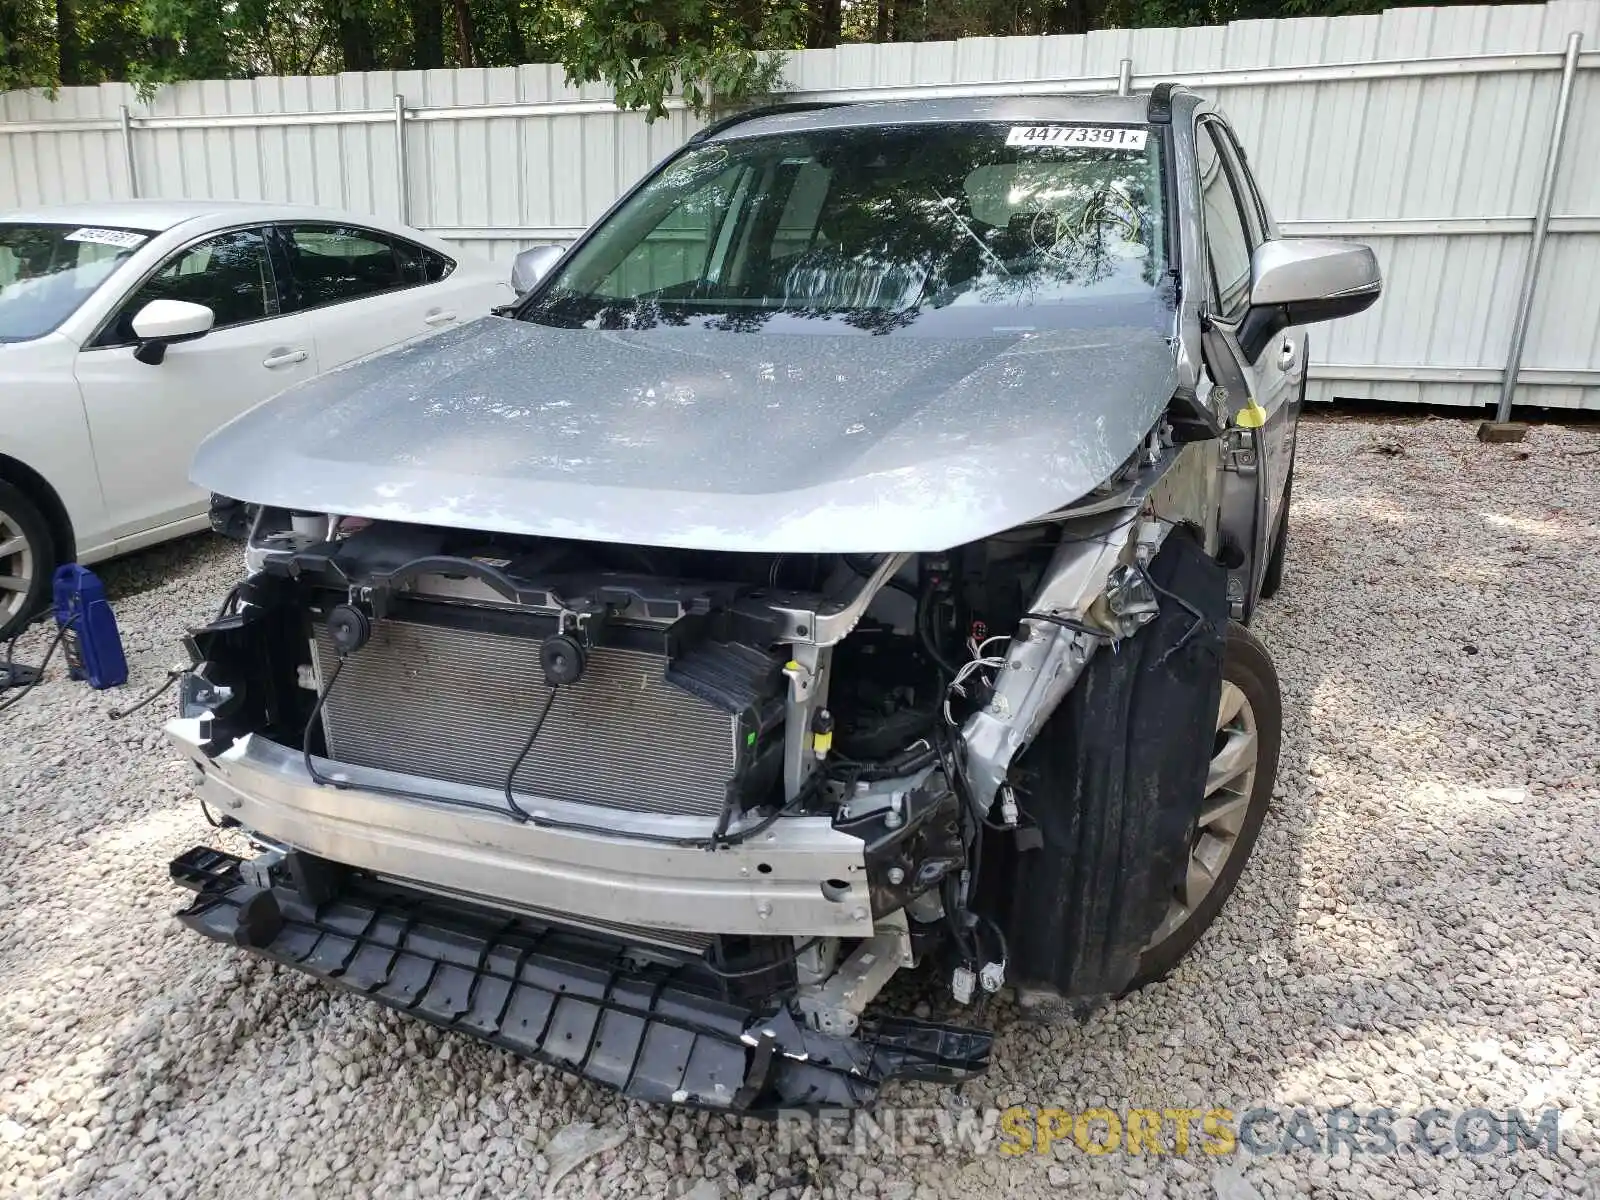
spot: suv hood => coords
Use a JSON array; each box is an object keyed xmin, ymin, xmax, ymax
[{"xmin": 193, "ymin": 313, "xmax": 1177, "ymax": 553}]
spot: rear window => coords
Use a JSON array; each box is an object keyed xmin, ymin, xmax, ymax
[
  {"xmin": 522, "ymin": 122, "xmax": 1167, "ymax": 337},
  {"xmin": 395, "ymin": 238, "xmax": 456, "ymax": 284},
  {"xmin": 285, "ymin": 225, "xmax": 403, "ymax": 308},
  {"xmin": 0, "ymin": 223, "xmax": 150, "ymax": 342},
  {"xmin": 279, "ymin": 224, "xmax": 456, "ymax": 309}
]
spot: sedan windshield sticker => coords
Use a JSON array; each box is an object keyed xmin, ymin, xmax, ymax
[
  {"xmin": 64, "ymin": 227, "xmax": 148, "ymax": 249},
  {"xmin": 1006, "ymin": 125, "xmax": 1148, "ymax": 151}
]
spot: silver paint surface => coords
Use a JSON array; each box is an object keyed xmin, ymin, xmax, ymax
[{"xmin": 192, "ymin": 315, "xmax": 1178, "ymax": 553}]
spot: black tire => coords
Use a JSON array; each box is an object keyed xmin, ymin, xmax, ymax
[
  {"xmin": 0, "ymin": 480, "xmax": 54, "ymax": 644},
  {"xmin": 1258, "ymin": 467, "xmax": 1292, "ymax": 601},
  {"xmin": 1129, "ymin": 620, "xmax": 1281, "ymax": 989}
]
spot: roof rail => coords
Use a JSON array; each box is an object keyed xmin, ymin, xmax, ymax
[
  {"xmin": 1146, "ymin": 82, "xmax": 1187, "ymax": 124},
  {"xmin": 688, "ymin": 102, "xmax": 847, "ymax": 144}
]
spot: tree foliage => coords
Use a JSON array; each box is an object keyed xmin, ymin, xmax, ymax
[
  {"xmin": 2, "ymin": 0, "xmax": 1476, "ymax": 114},
  {"xmin": 560, "ymin": 0, "xmax": 806, "ymax": 119}
]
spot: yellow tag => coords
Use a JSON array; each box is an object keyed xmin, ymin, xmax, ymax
[
  {"xmin": 1235, "ymin": 399, "xmax": 1267, "ymax": 429},
  {"xmin": 812, "ymin": 730, "xmax": 834, "ymax": 754}
]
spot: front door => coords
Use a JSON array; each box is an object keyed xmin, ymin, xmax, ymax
[
  {"xmin": 74, "ymin": 226, "xmax": 318, "ymax": 539},
  {"xmin": 1212, "ymin": 122, "xmax": 1304, "ymax": 543},
  {"xmin": 1194, "ymin": 118, "xmax": 1297, "ymax": 616}
]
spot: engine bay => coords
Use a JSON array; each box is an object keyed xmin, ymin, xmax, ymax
[
  {"xmin": 175, "ymin": 506, "xmax": 1078, "ymax": 1011},
  {"xmin": 207, "ymin": 506, "xmax": 1068, "ymax": 816}
]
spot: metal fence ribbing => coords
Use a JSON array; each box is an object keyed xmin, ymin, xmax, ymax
[{"xmin": 3, "ymin": 3, "xmax": 1598, "ymax": 411}]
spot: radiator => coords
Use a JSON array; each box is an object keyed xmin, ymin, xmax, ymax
[{"xmin": 313, "ymin": 619, "xmax": 741, "ymax": 818}]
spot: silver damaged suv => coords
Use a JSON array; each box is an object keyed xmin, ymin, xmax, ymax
[{"xmin": 167, "ymin": 86, "xmax": 1380, "ymax": 1112}]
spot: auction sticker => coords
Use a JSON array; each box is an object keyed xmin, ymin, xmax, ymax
[
  {"xmin": 64, "ymin": 227, "xmax": 148, "ymax": 249},
  {"xmin": 1006, "ymin": 125, "xmax": 1148, "ymax": 150}
]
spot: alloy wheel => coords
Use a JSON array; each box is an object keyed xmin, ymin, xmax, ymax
[
  {"xmin": 1145, "ymin": 679, "xmax": 1260, "ymax": 949},
  {"xmin": 0, "ymin": 506, "xmax": 36, "ymax": 629}
]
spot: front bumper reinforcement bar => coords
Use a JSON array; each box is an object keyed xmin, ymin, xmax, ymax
[{"xmin": 171, "ymin": 847, "xmax": 991, "ymax": 1113}]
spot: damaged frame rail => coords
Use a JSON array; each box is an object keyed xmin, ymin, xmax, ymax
[{"xmin": 170, "ymin": 846, "xmax": 992, "ymax": 1113}]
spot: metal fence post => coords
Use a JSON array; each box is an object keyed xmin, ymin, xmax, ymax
[
  {"xmin": 394, "ymin": 94, "xmax": 410, "ymax": 225},
  {"xmin": 118, "ymin": 103, "xmax": 138, "ymax": 198},
  {"xmin": 1495, "ymin": 30, "xmax": 1582, "ymax": 422},
  {"xmin": 1117, "ymin": 58, "xmax": 1134, "ymax": 96}
]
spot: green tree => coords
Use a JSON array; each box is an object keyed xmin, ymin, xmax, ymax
[
  {"xmin": 0, "ymin": 0, "xmax": 1490, "ymax": 114},
  {"xmin": 1, "ymin": 0, "xmax": 57, "ymax": 90},
  {"xmin": 558, "ymin": 0, "xmax": 807, "ymax": 119}
]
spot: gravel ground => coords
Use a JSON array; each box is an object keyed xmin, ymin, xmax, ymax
[{"xmin": 2, "ymin": 416, "xmax": 1598, "ymax": 1200}]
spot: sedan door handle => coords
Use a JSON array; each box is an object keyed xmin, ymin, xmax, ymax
[
  {"xmin": 424, "ymin": 309, "xmax": 458, "ymax": 326},
  {"xmin": 262, "ymin": 349, "xmax": 308, "ymax": 368}
]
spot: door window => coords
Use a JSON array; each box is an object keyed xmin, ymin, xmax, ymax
[
  {"xmin": 280, "ymin": 224, "xmax": 409, "ymax": 309},
  {"xmin": 1212, "ymin": 123, "xmax": 1273, "ymax": 238},
  {"xmin": 394, "ymin": 238, "xmax": 456, "ymax": 285},
  {"xmin": 1197, "ymin": 122, "xmax": 1256, "ymax": 319},
  {"xmin": 102, "ymin": 227, "xmax": 274, "ymax": 345}
]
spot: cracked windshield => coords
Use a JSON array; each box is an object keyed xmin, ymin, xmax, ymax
[{"xmin": 523, "ymin": 122, "xmax": 1167, "ymax": 336}]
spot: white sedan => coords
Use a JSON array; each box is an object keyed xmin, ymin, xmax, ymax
[{"xmin": 0, "ymin": 200, "xmax": 513, "ymax": 639}]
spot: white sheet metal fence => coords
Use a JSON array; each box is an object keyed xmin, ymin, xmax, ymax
[{"xmin": 3, "ymin": 2, "xmax": 1598, "ymax": 410}]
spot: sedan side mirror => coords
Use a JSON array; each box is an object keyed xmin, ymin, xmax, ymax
[
  {"xmin": 511, "ymin": 245, "xmax": 565, "ymax": 296},
  {"xmin": 1238, "ymin": 239, "xmax": 1381, "ymax": 362},
  {"xmin": 131, "ymin": 299, "xmax": 215, "ymax": 365}
]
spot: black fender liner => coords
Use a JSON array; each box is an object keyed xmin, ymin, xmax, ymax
[{"xmin": 997, "ymin": 529, "xmax": 1228, "ymax": 1000}]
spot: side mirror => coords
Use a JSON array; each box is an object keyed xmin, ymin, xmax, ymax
[
  {"xmin": 131, "ymin": 299, "xmax": 215, "ymax": 365},
  {"xmin": 1238, "ymin": 239, "xmax": 1381, "ymax": 362},
  {"xmin": 511, "ymin": 245, "xmax": 564, "ymax": 296}
]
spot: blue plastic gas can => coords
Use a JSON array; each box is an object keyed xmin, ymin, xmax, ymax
[{"xmin": 52, "ymin": 564, "xmax": 128, "ymax": 689}]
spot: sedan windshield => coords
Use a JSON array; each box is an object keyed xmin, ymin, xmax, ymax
[
  {"xmin": 523, "ymin": 121, "xmax": 1167, "ymax": 336},
  {"xmin": 0, "ymin": 223, "xmax": 151, "ymax": 343}
]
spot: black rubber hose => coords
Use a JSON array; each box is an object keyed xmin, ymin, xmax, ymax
[
  {"xmin": 503, "ymin": 686, "xmax": 559, "ymax": 822},
  {"xmin": 979, "ymin": 911, "xmax": 1010, "ymax": 968},
  {"xmin": 302, "ymin": 659, "xmax": 537, "ymax": 822},
  {"xmin": 917, "ymin": 576, "xmax": 963, "ymax": 680},
  {"xmin": 1023, "ymin": 611, "xmax": 1108, "ymax": 640},
  {"xmin": 701, "ymin": 937, "xmax": 821, "ymax": 979},
  {"xmin": 108, "ymin": 671, "xmax": 182, "ymax": 720},
  {"xmin": 842, "ymin": 741, "xmax": 939, "ymax": 782},
  {"xmin": 0, "ymin": 624, "xmax": 66, "ymax": 718}
]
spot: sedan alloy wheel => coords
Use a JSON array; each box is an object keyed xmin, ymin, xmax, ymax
[
  {"xmin": 0, "ymin": 482, "xmax": 53, "ymax": 643},
  {"xmin": 0, "ymin": 505, "xmax": 38, "ymax": 628}
]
